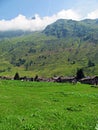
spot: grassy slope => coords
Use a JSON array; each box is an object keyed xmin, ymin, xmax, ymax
[
  {"xmin": 0, "ymin": 19, "xmax": 98, "ymax": 77},
  {"xmin": 0, "ymin": 80, "xmax": 98, "ymax": 130},
  {"xmin": 0, "ymin": 33, "xmax": 98, "ymax": 77}
]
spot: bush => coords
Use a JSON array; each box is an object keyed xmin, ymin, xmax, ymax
[
  {"xmin": 76, "ymin": 68, "xmax": 85, "ymax": 80},
  {"xmin": 14, "ymin": 72, "xmax": 20, "ymax": 80}
]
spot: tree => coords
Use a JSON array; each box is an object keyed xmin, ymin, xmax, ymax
[
  {"xmin": 14, "ymin": 72, "xmax": 20, "ymax": 80},
  {"xmin": 34, "ymin": 75, "xmax": 39, "ymax": 81},
  {"xmin": 88, "ymin": 60, "xmax": 95, "ymax": 67},
  {"xmin": 76, "ymin": 68, "xmax": 85, "ymax": 80}
]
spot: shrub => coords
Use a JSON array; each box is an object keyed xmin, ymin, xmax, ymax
[
  {"xmin": 14, "ymin": 72, "xmax": 20, "ymax": 80},
  {"xmin": 76, "ymin": 68, "xmax": 85, "ymax": 80}
]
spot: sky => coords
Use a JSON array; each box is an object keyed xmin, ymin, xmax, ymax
[{"xmin": 0, "ymin": 0, "xmax": 98, "ymax": 31}]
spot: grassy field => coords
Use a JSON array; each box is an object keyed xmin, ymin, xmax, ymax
[{"xmin": 0, "ymin": 80, "xmax": 98, "ymax": 130}]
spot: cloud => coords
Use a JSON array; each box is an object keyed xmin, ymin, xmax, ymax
[
  {"xmin": 0, "ymin": 9, "xmax": 81, "ymax": 31},
  {"xmin": 87, "ymin": 10, "xmax": 98, "ymax": 19},
  {"xmin": 54, "ymin": 9, "xmax": 81, "ymax": 20}
]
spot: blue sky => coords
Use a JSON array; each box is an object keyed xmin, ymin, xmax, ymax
[
  {"xmin": 1, "ymin": 0, "xmax": 98, "ymax": 20},
  {"xmin": 0, "ymin": 0, "xmax": 76, "ymax": 19},
  {"xmin": 0, "ymin": 0, "xmax": 98, "ymax": 31}
]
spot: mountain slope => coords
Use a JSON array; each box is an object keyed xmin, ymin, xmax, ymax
[
  {"xmin": 43, "ymin": 19, "xmax": 98, "ymax": 41},
  {"xmin": 0, "ymin": 30, "xmax": 33, "ymax": 39},
  {"xmin": 0, "ymin": 19, "xmax": 98, "ymax": 77}
]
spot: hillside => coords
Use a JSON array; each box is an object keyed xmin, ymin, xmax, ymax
[
  {"xmin": 0, "ymin": 19, "xmax": 98, "ymax": 77},
  {"xmin": 0, "ymin": 30, "xmax": 32, "ymax": 39},
  {"xmin": 43, "ymin": 19, "xmax": 98, "ymax": 40}
]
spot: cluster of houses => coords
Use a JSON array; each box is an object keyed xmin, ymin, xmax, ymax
[{"xmin": 0, "ymin": 75, "xmax": 98, "ymax": 85}]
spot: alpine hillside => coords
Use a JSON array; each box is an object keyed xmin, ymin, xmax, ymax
[{"xmin": 0, "ymin": 19, "xmax": 98, "ymax": 77}]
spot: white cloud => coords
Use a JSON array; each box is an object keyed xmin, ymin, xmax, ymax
[
  {"xmin": 0, "ymin": 9, "xmax": 81, "ymax": 31},
  {"xmin": 87, "ymin": 10, "xmax": 98, "ymax": 19},
  {"xmin": 56, "ymin": 9, "xmax": 81, "ymax": 20}
]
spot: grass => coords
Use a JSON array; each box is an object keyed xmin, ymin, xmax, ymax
[{"xmin": 0, "ymin": 80, "xmax": 98, "ymax": 130}]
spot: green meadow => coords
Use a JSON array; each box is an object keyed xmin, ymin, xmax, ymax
[{"xmin": 0, "ymin": 80, "xmax": 98, "ymax": 130}]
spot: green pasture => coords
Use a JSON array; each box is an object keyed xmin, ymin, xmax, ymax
[{"xmin": 0, "ymin": 80, "xmax": 98, "ymax": 130}]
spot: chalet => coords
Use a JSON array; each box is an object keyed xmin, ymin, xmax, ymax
[
  {"xmin": 52, "ymin": 76, "xmax": 77, "ymax": 83},
  {"xmin": 80, "ymin": 76, "xmax": 98, "ymax": 85},
  {"xmin": 60, "ymin": 77, "xmax": 77, "ymax": 83},
  {"xmin": 20, "ymin": 76, "xmax": 33, "ymax": 81}
]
